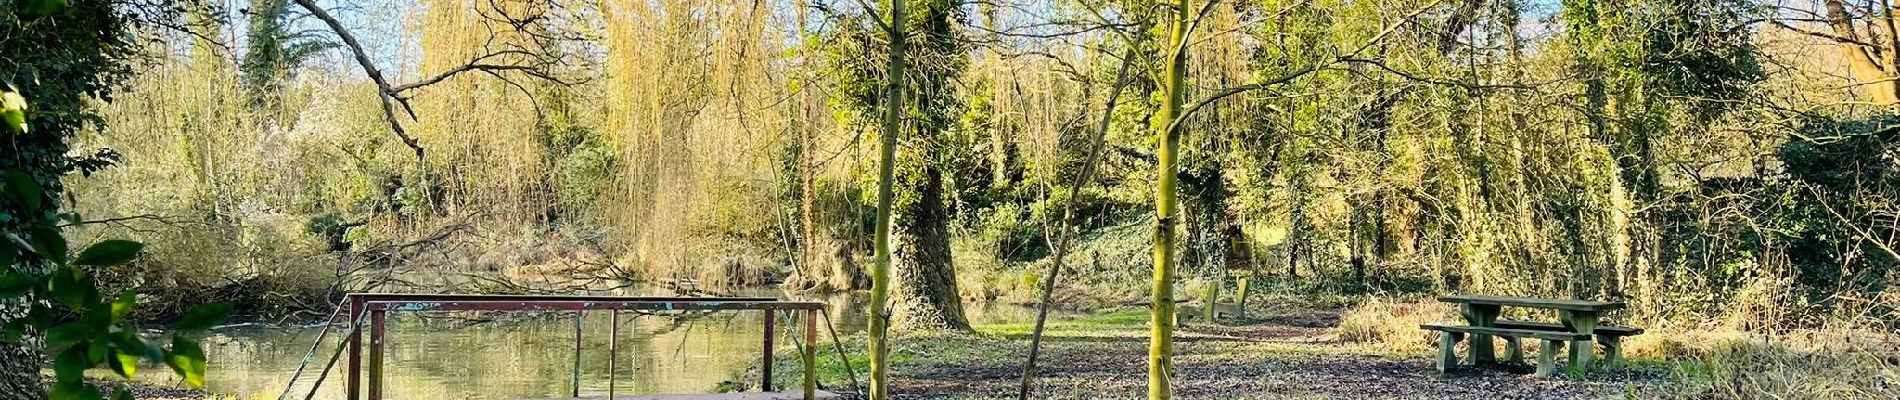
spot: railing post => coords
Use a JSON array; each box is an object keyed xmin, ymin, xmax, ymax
[
  {"xmin": 608, "ymin": 309, "xmax": 620, "ymax": 400},
  {"xmin": 346, "ymin": 294, "xmax": 363, "ymax": 400},
  {"xmin": 368, "ymin": 309, "xmax": 386, "ymax": 400},
  {"xmin": 762, "ymin": 308, "xmax": 776, "ymax": 392},
  {"xmin": 572, "ymin": 311, "xmax": 584, "ymax": 397},
  {"xmin": 803, "ymin": 309, "xmax": 817, "ymax": 400}
]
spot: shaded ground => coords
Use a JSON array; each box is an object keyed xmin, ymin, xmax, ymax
[{"xmin": 780, "ymin": 298, "xmax": 1665, "ymax": 399}]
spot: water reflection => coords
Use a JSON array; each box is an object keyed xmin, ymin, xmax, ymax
[{"xmin": 131, "ymin": 290, "xmax": 1041, "ymax": 399}]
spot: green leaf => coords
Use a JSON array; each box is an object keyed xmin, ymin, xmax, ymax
[
  {"xmin": 30, "ymin": 225, "xmax": 67, "ymax": 264},
  {"xmin": 87, "ymin": 338, "xmax": 108, "ymax": 363},
  {"xmin": 17, "ymin": 0, "xmax": 70, "ymax": 16},
  {"xmin": 109, "ymin": 346, "xmax": 138, "ymax": 378},
  {"xmin": 44, "ymin": 322, "xmax": 94, "ymax": 351},
  {"xmin": 109, "ymin": 291, "xmax": 135, "ymax": 321},
  {"xmin": 174, "ymin": 302, "xmax": 233, "ymax": 331},
  {"xmin": 3, "ymin": 169, "xmax": 40, "ymax": 211},
  {"xmin": 53, "ymin": 346, "xmax": 90, "ymax": 384},
  {"xmin": 109, "ymin": 329, "xmax": 156, "ymax": 361},
  {"xmin": 1, "ymin": 91, "xmax": 25, "ymax": 135},
  {"xmin": 164, "ymin": 336, "xmax": 207, "ymax": 388},
  {"xmin": 47, "ymin": 267, "xmax": 95, "ymax": 309},
  {"xmin": 25, "ymin": 303, "xmax": 53, "ymax": 329},
  {"xmin": 110, "ymin": 388, "xmax": 131, "ymax": 400},
  {"xmin": 74, "ymin": 240, "xmax": 142, "ymax": 267},
  {"xmin": 48, "ymin": 380, "xmax": 99, "ymax": 400},
  {"xmin": 3, "ymin": 233, "xmax": 33, "ymax": 253},
  {"xmin": 0, "ymin": 269, "xmax": 30, "ymax": 298}
]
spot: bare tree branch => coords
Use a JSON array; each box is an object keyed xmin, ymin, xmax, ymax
[{"xmin": 291, "ymin": 0, "xmax": 582, "ymax": 160}]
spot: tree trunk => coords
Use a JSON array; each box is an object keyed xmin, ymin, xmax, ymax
[
  {"xmin": 1822, "ymin": 0, "xmax": 1900, "ymax": 111},
  {"xmin": 892, "ymin": 164, "xmax": 970, "ymax": 331},
  {"xmin": 867, "ymin": 0, "xmax": 908, "ymax": 398},
  {"xmin": 0, "ymin": 335, "xmax": 40, "ymax": 400},
  {"xmin": 1150, "ymin": 1, "xmax": 1189, "ymax": 397}
]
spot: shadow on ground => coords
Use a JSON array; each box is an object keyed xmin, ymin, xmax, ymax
[{"xmin": 869, "ymin": 304, "xmax": 1663, "ymax": 400}]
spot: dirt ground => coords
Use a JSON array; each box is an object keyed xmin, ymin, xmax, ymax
[{"xmin": 858, "ymin": 303, "xmax": 1665, "ymax": 400}]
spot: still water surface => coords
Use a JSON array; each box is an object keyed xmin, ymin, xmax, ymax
[{"xmin": 129, "ymin": 289, "xmax": 1044, "ymax": 399}]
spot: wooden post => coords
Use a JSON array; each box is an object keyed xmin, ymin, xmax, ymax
[
  {"xmin": 1560, "ymin": 310, "xmax": 1597, "ymax": 371},
  {"xmin": 804, "ymin": 310, "xmax": 818, "ymax": 400},
  {"xmin": 1435, "ymin": 332, "xmax": 1461, "ymax": 373},
  {"xmin": 368, "ymin": 309, "xmax": 386, "ymax": 400},
  {"xmin": 1234, "ymin": 273, "xmax": 1250, "ymax": 320},
  {"xmin": 763, "ymin": 309, "xmax": 776, "ymax": 392},
  {"xmin": 1504, "ymin": 337, "xmax": 1523, "ymax": 364},
  {"xmin": 1535, "ymin": 339, "xmax": 1562, "ymax": 378},
  {"xmin": 1460, "ymin": 304, "xmax": 1500, "ymax": 364},
  {"xmin": 347, "ymin": 295, "xmax": 363, "ymax": 400},
  {"xmin": 1596, "ymin": 333, "xmax": 1621, "ymax": 368},
  {"xmin": 609, "ymin": 310, "xmax": 620, "ymax": 399},
  {"xmin": 572, "ymin": 312, "xmax": 584, "ymax": 397}
]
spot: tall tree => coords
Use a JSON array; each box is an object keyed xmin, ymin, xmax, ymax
[
  {"xmin": 240, "ymin": 0, "xmax": 331, "ymax": 119},
  {"xmin": 1782, "ymin": 0, "xmax": 1900, "ymax": 111},
  {"xmin": 1150, "ymin": 0, "xmax": 1190, "ymax": 397},
  {"xmin": 867, "ymin": 0, "xmax": 909, "ymax": 397},
  {"xmin": 889, "ymin": 0, "xmax": 970, "ymax": 332}
]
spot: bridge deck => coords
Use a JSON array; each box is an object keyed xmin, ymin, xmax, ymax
[{"xmin": 535, "ymin": 390, "xmax": 842, "ymax": 400}]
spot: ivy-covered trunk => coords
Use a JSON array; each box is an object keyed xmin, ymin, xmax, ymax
[
  {"xmin": 891, "ymin": 161, "xmax": 968, "ymax": 330},
  {"xmin": 0, "ymin": 341, "xmax": 37, "ymax": 400}
]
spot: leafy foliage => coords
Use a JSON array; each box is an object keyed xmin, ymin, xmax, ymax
[{"xmin": 4, "ymin": 1, "xmax": 228, "ymax": 398}]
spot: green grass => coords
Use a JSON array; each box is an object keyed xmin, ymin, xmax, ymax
[{"xmin": 758, "ymin": 308, "xmax": 1157, "ymax": 393}]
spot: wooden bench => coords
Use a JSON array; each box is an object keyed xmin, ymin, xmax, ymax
[
  {"xmin": 1493, "ymin": 320, "xmax": 1644, "ymax": 367},
  {"xmin": 1421, "ymin": 323, "xmax": 1589, "ymax": 377}
]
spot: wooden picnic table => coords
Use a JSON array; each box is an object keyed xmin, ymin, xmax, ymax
[{"xmin": 1438, "ymin": 294, "xmax": 1626, "ymax": 370}]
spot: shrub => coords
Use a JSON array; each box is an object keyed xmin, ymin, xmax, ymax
[{"xmin": 1332, "ymin": 296, "xmax": 1456, "ymax": 354}]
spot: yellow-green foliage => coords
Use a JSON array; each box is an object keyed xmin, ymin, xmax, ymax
[
  {"xmin": 1332, "ymin": 297, "xmax": 1457, "ymax": 354},
  {"xmin": 1659, "ymin": 329, "xmax": 1900, "ymax": 399}
]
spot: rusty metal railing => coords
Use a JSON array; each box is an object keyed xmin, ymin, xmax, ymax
[{"xmin": 336, "ymin": 293, "xmax": 824, "ymax": 400}]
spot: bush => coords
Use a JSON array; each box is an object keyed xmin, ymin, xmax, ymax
[
  {"xmin": 1663, "ymin": 330, "xmax": 1900, "ymax": 399},
  {"xmin": 1332, "ymin": 296, "xmax": 1456, "ymax": 354}
]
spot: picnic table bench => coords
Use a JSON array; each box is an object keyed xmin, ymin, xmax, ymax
[{"xmin": 1421, "ymin": 294, "xmax": 1644, "ymax": 377}]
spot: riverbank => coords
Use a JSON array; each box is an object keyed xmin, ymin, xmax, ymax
[{"xmin": 763, "ymin": 295, "xmax": 1667, "ymax": 399}]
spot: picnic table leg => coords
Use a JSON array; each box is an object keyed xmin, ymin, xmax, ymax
[
  {"xmin": 1460, "ymin": 304, "xmax": 1500, "ymax": 364},
  {"xmin": 1561, "ymin": 310, "xmax": 1598, "ymax": 371},
  {"xmin": 1504, "ymin": 337, "xmax": 1523, "ymax": 364},
  {"xmin": 1535, "ymin": 339, "xmax": 1562, "ymax": 378},
  {"xmin": 1436, "ymin": 332, "xmax": 1463, "ymax": 373},
  {"xmin": 1596, "ymin": 333, "xmax": 1622, "ymax": 368}
]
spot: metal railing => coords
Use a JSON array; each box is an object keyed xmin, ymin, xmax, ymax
[{"xmin": 335, "ymin": 293, "xmax": 825, "ymax": 400}]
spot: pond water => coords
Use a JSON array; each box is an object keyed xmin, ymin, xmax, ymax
[{"xmin": 127, "ymin": 289, "xmax": 1046, "ymax": 399}]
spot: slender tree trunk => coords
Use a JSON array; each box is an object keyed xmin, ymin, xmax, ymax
[
  {"xmin": 1018, "ymin": 51, "xmax": 1134, "ymax": 399},
  {"xmin": 794, "ymin": 0, "xmax": 828, "ymax": 291},
  {"xmin": 868, "ymin": 0, "xmax": 908, "ymax": 397},
  {"xmin": 1150, "ymin": 1, "xmax": 1189, "ymax": 397}
]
